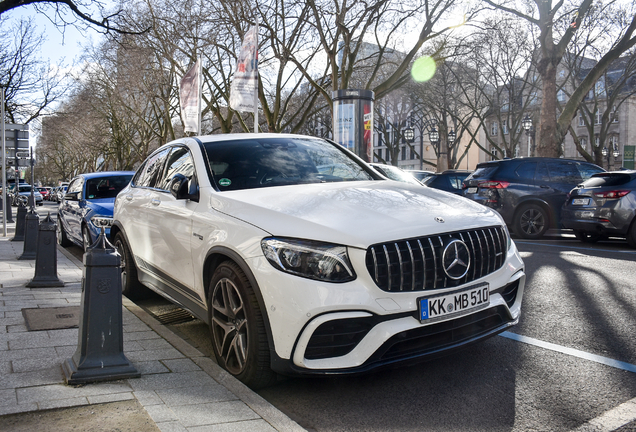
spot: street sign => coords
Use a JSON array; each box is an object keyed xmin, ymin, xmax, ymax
[{"xmin": 15, "ymin": 151, "xmax": 30, "ymax": 159}]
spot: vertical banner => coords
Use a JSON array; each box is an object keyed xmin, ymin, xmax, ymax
[
  {"xmin": 230, "ymin": 25, "xmax": 259, "ymax": 113},
  {"xmin": 363, "ymin": 100, "xmax": 373, "ymax": 161},
  {"xmin": 334, "ymin": 103, "xmax": 355, "ymax": 151},
  {"xmin": 180, "ymin": 59, "xmax": 201, "ymax": 134}
]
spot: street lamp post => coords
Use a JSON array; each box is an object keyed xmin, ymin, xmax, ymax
[
  {"xmin": 601, "ymin": 147, "xmax": 620, "ymax": 170},
  {"xmin": 522, "ymin": 115, "xmax": 534, "ymax": 157}
]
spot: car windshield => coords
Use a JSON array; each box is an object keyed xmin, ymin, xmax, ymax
[
  {"xmin": 85, "ymin": 175, "xmax": 133, "ymax": 199},
  {"xmin": 202, "ymin": 137, "xmax": 375, "ymax": 191}
]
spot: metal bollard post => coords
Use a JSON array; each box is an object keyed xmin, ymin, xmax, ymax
[
  {"xmin": 18, "ymin": 208, "xmax": 39, "ymax": 260},
  {"xmin": 2, "ymin": 195, "xmax": 14, "ymax": 223},
  {"xmin": 62, "ymin": 228, "xmax": 139, "ymax": 385},
  {"xmin": 11, "ymin": 201, "xmax": 27, "ymax": 241},
  {"xmin": 26, "ymin": 213, "xmax": 64, "ymax": 288}
]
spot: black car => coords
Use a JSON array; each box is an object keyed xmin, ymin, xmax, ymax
[
  {"xmin": 422, "ymin": 170, "xmax": 471, "ymax": 195},
  {"xmin": 462, "ymin": 157, "xmax": 605, "ymax": 239},
  {"xmin": 562, "ymin": 170, "xmax": 636, "ymax": 247}
]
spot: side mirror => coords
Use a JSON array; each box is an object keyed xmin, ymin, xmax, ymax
[
  {"xmin": 169, "ymin": 174, "xmax": 200, "ymax": 202},
  {"xmin": 169, "ymin": 174, "xmax": 189, "ymax": 199},
  {"xmin": 64, "ymin": 191, "xmax": 81, "ymax": 201}
]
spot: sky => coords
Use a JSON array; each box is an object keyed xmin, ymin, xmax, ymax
[{"xmin": 6, "ymin": 5, "xmax": 107, "ymax": 146}]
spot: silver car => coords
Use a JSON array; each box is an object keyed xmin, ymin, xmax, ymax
[{"xmin": 12, "ymin": 184, "xmax": 43, "ymax": 206}]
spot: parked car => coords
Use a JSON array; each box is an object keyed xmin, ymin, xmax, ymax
[
  {"xmin": 11, "ymin": 184, "xmax": 43, "ymax": 206},
  {"xmin": 422, "ymin": 170, "xmax": 471, "ymax": 195},
  {"xmin": 370, "ymin": 163, "xmax": 424, "ymax": 185},
  {"xmin": 562, "ymin": 170, "xmax": 636, "ymax": 247},
  {"xmin": 57, "ymin": 172, "xmax": 135, "ymax": 251},
  {"xmin": 406, "ymin": 169, "xmax": 436, "ymax": 182},
  {"xmin": 462, "ymin": 157, "xmax": 605, "ymax": 239},
  {"xmin": 37, "ymin": 187, "xmax": 51, "ymax": 201},
  {"xmin": 55, "ymin": 186, "xmax": 68, "ymax": 202},
  {"xmin": 112, "ymin": 133, "xmax": 526, "ymax": 389}
]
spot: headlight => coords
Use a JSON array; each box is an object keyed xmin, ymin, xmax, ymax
[
  {"xmin": 261, "ymin": 237, "xmax": 356, "ymax": 283},
  {"xmin": 503, "ymin": 224, "xmax": 512, "ymax": 251},
  {"xmin": 91, "ymin": 216, "xmax": 114, "ymax": 227}
]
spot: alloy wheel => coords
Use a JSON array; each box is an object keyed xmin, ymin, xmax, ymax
[
  {"xmin": 520, "ymin": 208, "xmax": 546, "ymax": 236},
  {"xmin": 211, "ymin": 278, "xmax": 249, "ymax": 375}
]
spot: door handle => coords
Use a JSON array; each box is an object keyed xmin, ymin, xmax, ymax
[
  {"xmin": 540, "ymin": 185, "xmax": 550, "ymax": 189},
  {"xmin": 151, "ymin": 198, "xmax": 161, "ymax": 206},
  {"xmin": 125, "ymin": 194, "xmax": 133, "ymax": 201}
]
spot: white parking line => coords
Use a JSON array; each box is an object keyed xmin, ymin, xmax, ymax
[
  {"xmin": 500, "ymin": 331, "xmax": 636, "ymax": 373},
  {"xmin": 514, "ymin": 241, "xmax": 636, "ymax": 254},
  {"xmin": 569, "ymin": 397, "xmax": 636, "ymax": 432},
  {"xmin": 500, "ymin": 332, "xmax": 636, "ymax": 431}
]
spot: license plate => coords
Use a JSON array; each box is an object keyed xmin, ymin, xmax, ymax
[
  {"xmin": 572, "ymin": 198, "xmax": 590, "ymax": 205},
  {"xmin": 418, "ymin": 284, "xmax": 489, "ymax": 323},
  {"xmin": 467, "ymin": 187, "xmax": 477, "ymax": 194}
]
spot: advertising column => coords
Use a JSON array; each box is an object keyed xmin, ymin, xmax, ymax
[{"xmin": 332, "ymin": 90, "xmax": 374, "ymax": 162}]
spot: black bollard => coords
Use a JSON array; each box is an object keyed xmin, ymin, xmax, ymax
[
  {"xmin": 18, "ymin": 208, "xmax": 39, "ymax": 260},
  {"xmin": 26, "ymin": 213, "xmax": 64, "ymax": 288},
  {"xmin": 11, "ymin": 202, "xmax": 27, "ymax": 241},
  {"xmin": 2, "ymin": 195, "xmax": 14, "ymax": 223},
  {"xmin": 62, "ymin": 228, "xmax": 139, "ymax": 385}
]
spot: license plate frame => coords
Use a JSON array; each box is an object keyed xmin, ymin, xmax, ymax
[
  {"xmin": 572, "ymin": 198, "xmax": 590, "ymax": 205},
  {"xmin": 418, "ymin": 283, "xmax": 490, "ymax": 323},
  {"xmin": 466, "ymin": 187, "xmax": 478, "ymax": 194}
]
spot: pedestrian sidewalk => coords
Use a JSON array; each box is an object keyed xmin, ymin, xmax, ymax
[{"xmin": 0, "ymin": 218, "xmax": 305, "ymax": 432}]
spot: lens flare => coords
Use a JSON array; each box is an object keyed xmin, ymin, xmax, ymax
[{"xmin": 411, "ymin": 56, "xmax": 436, "ymax": 82}]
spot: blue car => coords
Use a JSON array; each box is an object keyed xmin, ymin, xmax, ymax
[{"xmin": 57, "ymin": 171, "xmax": 135, "ymax": 250}]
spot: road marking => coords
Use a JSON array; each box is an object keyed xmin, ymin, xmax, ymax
[
  {"xmin": 500, "ymin": 331, "xmax": 636, "ymax": 373},
  {"xmin": 569, "ymin": 397, "xmax": 636, "ymax": 432},
  {"xmin": 515, "ymin": 241, "xmax": 636, "ymax": 255}
]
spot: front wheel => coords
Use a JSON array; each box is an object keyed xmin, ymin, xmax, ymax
[
  {"xmin": 113, "ymin": 232, "xmax": 149, "ymax": 299},
  {"xmin": 57, "ymin": 217, "xmax": 72, "ymax": 247},
  {"xmin": 208, "ymin": 261, "xmax": 276, "ymax": 389},
  {"xmin": 514, "ymin": 204, "xmax": 549, "ymax": 239}
]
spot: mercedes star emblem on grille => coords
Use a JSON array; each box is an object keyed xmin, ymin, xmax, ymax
[{"xmin": 442, "ymin": 239, "xmax": 470, "ymax": 280}]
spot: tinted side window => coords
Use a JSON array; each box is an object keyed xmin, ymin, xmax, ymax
[
  {"xmin": 135, "ymin": 148, "xmax": 170, "ymax": 188},
  {"xmin": 515, "ymin": 162, "xmax": 537, "ymax": 182},
  {"xmin": 535, "ymin": 162, "xmax": 550, "ymax": 183},
  {"xmin": 158, "ymin": 147, "xmax": 196, "ymax": 191},
  {"xmin": 546, "ymin": 161, "xmax": 580, "ymax": 183}
]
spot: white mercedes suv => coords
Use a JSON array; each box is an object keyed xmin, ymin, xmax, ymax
[{"xmin": 112, "ymin": 133, "xmax": 525, "ymax": 388}]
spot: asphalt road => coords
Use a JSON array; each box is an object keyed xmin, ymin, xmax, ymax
[{"xmin": 50, "ymin": 199, "xmax": 636, "ymax": 432}]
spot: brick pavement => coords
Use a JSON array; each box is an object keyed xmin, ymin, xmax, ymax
[{"xmin": 0, "ymin": 214, "xmax": 305, "ymax": 432}]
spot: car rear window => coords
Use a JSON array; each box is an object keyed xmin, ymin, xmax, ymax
[
  {"xmin": 467, "ymin": 166, "xmax": 498, "ymax": 180},
  {"xmin": 584, "ymin": 173, "xmax": 635, "ymax": 187}
]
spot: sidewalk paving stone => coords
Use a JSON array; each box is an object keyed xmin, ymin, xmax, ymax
[{"xmin": 0, "ymin": 223, "xmax": 306, "ymax": 432}]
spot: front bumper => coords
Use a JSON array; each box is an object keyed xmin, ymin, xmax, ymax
[{"xmin": 250, "ymin": 241, "xmax": 525, "ymax": 375}]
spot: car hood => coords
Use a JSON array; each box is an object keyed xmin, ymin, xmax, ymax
[
  {"xmin": 86, "ymin": 199, "xmax": 115, "ymax": 216},
  {"xmin": 209, "ymin": 181, "xmax": 501, "ymax": 248}
]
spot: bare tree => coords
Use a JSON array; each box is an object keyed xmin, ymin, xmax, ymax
[
  {"xmin": 482, "ymin": 0, "xmax": 636, "ymax": 157},
  {"xmin": 0, "ymin": 0, "xmax": 145, "ymax": 34},
  {"xmin": 0, "ymin": 16, "xmax": 67, "ymax": 124}
]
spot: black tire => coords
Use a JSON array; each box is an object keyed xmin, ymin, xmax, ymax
[
  {"xmin": 208, "ymin": 261, "xmax": 276, "ymax": 389},
  {"xmin": 627, "ymin": 221, "xmax": 636, "ymax": 249},
  {"xmin": 573, "ymin": 230, "xmax": 601, "ymax": 243},
  {"xmin": 514, "ymin": 204, "xmax": 549, "ymax": 239},
  {"xmin": 56, "ymin": 216, "xmax": 72, "ymax": 247},
  {"xmin": 113, "ymin": 232, "xmax": 149, "ymax": 299},
  {"xmin": 82, "ymin": 226, "xmax": 93, "ymax": 251}
]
